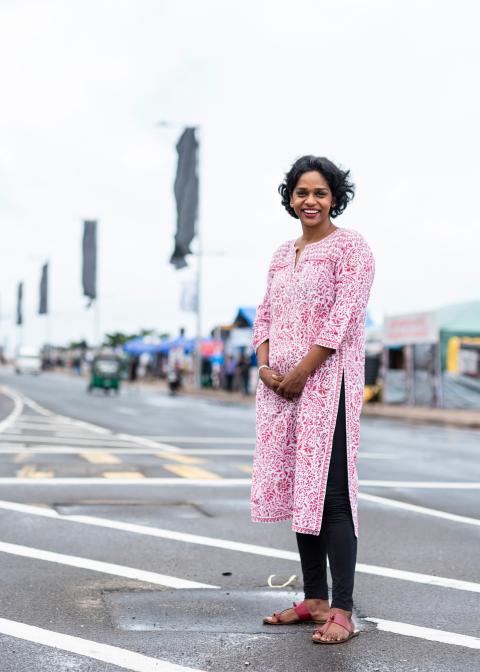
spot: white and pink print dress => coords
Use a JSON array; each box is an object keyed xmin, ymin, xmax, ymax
[{"xmin": 251, "ymin": 227, "xmax": 375, "ymax": 536}]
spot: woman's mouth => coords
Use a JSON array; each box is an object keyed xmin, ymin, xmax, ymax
[{"xmin": 302, "ymin": 209, "xmax": 320, "ymax": 219}]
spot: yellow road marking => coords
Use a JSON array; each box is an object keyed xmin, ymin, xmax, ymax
[
  {"xmin": 162, "ymin": 464, "xmax": 222, "ymax": 480},
  {"xmin": 156, "ymin": 452, "xmax": 206, "ymax": 465},
  {"xmin": 236, "ymin": 464, "xmax": 253, "ymax": 474},
  {"xmin": 80, "ymin": 452, "xmax": 122, "ymax": 465},
  {"xmin": 102, "ymin": 471, "xmax": 144, "ymax": 479},
  {"xmin": 16, "ymin": 465, "xmax": 54, "ymax": 479}
]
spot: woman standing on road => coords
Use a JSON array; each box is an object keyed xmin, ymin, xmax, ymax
[{"xmin": 251, "ymin": 155, "xmax": 375, "ymax": 645}]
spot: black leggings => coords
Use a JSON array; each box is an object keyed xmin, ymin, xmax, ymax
[{"xmin": 296, "ymin": 374, "xmax": 357, "ymax": 611}]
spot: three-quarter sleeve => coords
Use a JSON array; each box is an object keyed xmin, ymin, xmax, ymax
[
  {"xmin": 252, "ymin": 262, "xmax": 276, "ymax": 352},
  {"xmin": 315, "ymin": 239, "xmax": 375, "ymax": 351}
]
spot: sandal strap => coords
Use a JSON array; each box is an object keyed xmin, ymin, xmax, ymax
[
  {"xmin": 327, "ymin": 612, "xmax": 353, "ymax": 634},
  {"xmin": 292, "ymin": 601, "xmax": 312, "ymax": 621}
]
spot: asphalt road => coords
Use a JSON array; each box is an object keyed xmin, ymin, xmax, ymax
[{"xmin": 0, "ymin": 367, "xmax": 478, "ymax": 672}]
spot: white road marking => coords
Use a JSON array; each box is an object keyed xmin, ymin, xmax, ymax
[
  {"xmin": 0, "ymin": 617, "xmax": 205, "ymax": 671},
  {"xmin": 359, "ymin": 492, "xmax": 480, "ymax": 527},
  {"xmin": 360, "ymin": 480, "xmax": 480, "ymax": 489},
  {"xmin": 0, "ymin": 477, "xmax": 251, "ymax": 485},
  {"xmin": 22, "ymin": 398, "xmax": 52, "ymax": 416},
  {"xmin": 0, "ymin": 540, "xmax": 217, "ymax": 589},
  {"xmin": 116, "ymin": 433, "xmax": 181, "ymax": 453},
  {"xmin": 0, "ymin": 499, "xmax": 478, "ymax": 594},
  {"xmin": 2, "ymin": 476, "xmax": 480, "ymax": 499},
  {"xmin": 0, "ymin": 445, "xmax": 407, "ymax": 458},
  {"xmin": 0, "ymin": 386, "xmax": 24, "ymax": 433},
  {"xmin": 366, "ymin": 617, "xmax": 480, "ymax": 649},
  {"xmin": 0, "ymin": 435, "xmax": 136, "ymax": 447},
  {"xmin": 141, "ymin": 436, "xmax": 255, "ymax": 444},
  {"xmin": 0, "ymin": 446, "xmax": 255, "ymax": 456}
]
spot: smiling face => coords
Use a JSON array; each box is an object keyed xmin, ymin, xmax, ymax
[{"xmin": 290, "ymin": 171, "xmax": 334, "ymax": 229}]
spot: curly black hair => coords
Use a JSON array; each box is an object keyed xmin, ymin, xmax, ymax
[{"xmin": 278, "ymin": 155, "xmax": 355, "ymax": 219}]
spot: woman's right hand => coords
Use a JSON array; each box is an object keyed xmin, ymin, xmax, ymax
[{"xmin": 259, "ymin": 367, "xmax": 284, "ymax": 392}]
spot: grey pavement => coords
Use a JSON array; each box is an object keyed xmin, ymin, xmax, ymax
[{"xmin": 0, "ymin": 366, "xmax": 479, "ymax": 671}]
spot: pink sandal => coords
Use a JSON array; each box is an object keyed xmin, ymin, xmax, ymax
[
  {"xmin": 263, "ymin": 601, "xmax": 326, "ymax": 626},
  {"xmin": 312, "ymin": 612, "xmax": 359, "ymax": 644}
]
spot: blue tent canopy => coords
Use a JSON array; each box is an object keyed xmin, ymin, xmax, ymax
[
  {"xmin": 233, "ymin": 307, "xmax": 256, "ymax": 327},
  {"xmin": 123, "ymin": 336, "xmax": 164, "ymax": 355},
  {"xmin": 124, "ymin": 335, "xmax": 218, "ymax": 356}
]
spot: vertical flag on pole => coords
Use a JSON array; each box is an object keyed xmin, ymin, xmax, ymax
[
  {"xmin": 16, "ymin": 282, "xmax": 23, "ymax": 326},
  {"xmin": 39, "ymin": 263, "xmax": 48, "ymax": 315},
  {"xmin": 180, "ymin": 278, "xmax": 198, "ymax": 313},
  {"xmin": 170, "ymin": 127, "xmax": 199, "ymax": 270},
  {"xmin": 82, "ymin": 220, "xmax": 97, "ymax": 307}
]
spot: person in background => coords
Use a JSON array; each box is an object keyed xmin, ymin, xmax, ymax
[
  {"xmin": 237, "ymin": 353, "xmax": 251, "ymax": 395},
  {"xmin": 224, "ymin": 355, "xmax": 236, "ymax": 392}
]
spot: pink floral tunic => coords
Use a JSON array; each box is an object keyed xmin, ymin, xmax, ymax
[{"xmin": 251, "ymin": 227, "xmax": 375, "ymax": 536}]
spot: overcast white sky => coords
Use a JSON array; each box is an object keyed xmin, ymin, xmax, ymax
[{"xmin": 1, "ymin": 0, "xmax": 479, "ymax": 353}]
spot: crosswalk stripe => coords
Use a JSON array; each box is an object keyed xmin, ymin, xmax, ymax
[
  {"xmin": 156, "ymin": 452, "xmax": 206, "ymax": 465},
  {"xmin": 0, "ymin": 541, "xmax": 217, "ymax": 589},
  {"xmin": 162, "ymin": 464, "xmax": 223, "ymax": 480},
  {"xmin": 366, "ymin": 617, "xmax": 480, "ymax": 649},
  {"xmin": 0, "ymin": 617, "xmax": 204, "ymax": 671},
  {"xmin": 80, "ymin": 452, "xmax": 122, "ymax": 465}
]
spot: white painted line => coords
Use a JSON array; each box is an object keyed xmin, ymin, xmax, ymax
[
  {"xmin": 0, "ymin": 446, "xmax": 254, "ymax": 456},
  {"xmin": 359, "ymin": 492, "xmax": 480, "ymax": 527},
  {"xmin": 360, "ymin": 480, "xmax": 480, "ymax": 489},
  {"xmin": 1, "ymin": 476, "xmax": 480, "ymax": 497},
  {"xmin": 140, "ymin": 436, "xmax": 255, "ymax": 444},
  {"xmin": 0, "ymin": 478, "xmax": 251, "ymax": 485},
  {"xmin": 366, "ymin": 617, "xmax": 480, "ymax": 650},
  {"xmin": 0, "ymin": 540, "xmax": 217, "ymax": 589},
  {"xmin": 0, "ymin": 436, "xmax": 142, "ymax": 447},
  {"xmin": 116, "ymin": 433, "xmax": 181, "ymax": 453},
  {"xmin": 0, "ymin": 499, "xmax": 478, "ymax": 594},
  {"xmin": 0, "ymin": 617, "xmax": 205, "ymax": 671},
  {"xmin": 355, "ymin": 562, "xmax": 480, "ymax": 593},
  {"xmin": 0, "ymin": 446, "xmax": 138, "ymax": 454},
  {"xmin": 0, "ymin": 386, "xmax": 24, "ymax": 434},
  {"xmin": 22, "ymin": 398, "xmax": 52, "ymax": 416}
]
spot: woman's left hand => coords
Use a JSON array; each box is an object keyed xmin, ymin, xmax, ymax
[{"xmin": 274, "ymin": 365, "xmax": 309, "ymax": 401}]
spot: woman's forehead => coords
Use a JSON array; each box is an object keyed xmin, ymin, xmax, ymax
[{"xmin": 295, "ymin": 171, "xmax": 330, "ymax": 189}]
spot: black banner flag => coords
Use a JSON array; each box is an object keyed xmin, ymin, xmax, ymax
[
  {"xmin": 170, "ymin": 127, "xmax": 199, "ymax": 270},
  {"xmin": 82, "ymin": 220, "xmax": 97, "ymax": 305},
  {"xmin": 16, "ymin": 282, "xmax": 23, "ymax": 325},
  {"xmin": 39, "ymin": 262, "xmax": 48, "ymax": 315}
]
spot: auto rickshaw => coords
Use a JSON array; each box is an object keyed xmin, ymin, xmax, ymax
[{"xmin": 87, "ymin": 354, "xmax": 122, "ymax": 394}]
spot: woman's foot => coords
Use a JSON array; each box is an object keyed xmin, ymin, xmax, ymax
[
  {"xmin": 312, "ymin": 608, "xmax": 356, "ymax": 642},
  {"xmin": 263, "ymin": 598, "xmax": 330, "ymax": 625}
]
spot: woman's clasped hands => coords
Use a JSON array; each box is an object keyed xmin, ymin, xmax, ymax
[{"xmin": 259, "ymin": 365, "xmax": 309, "ymax": 401}]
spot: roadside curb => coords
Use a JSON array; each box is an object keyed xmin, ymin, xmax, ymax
[{"xmin": 362, "ymin": 403, "xmax": 480, "ymax": 430}]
